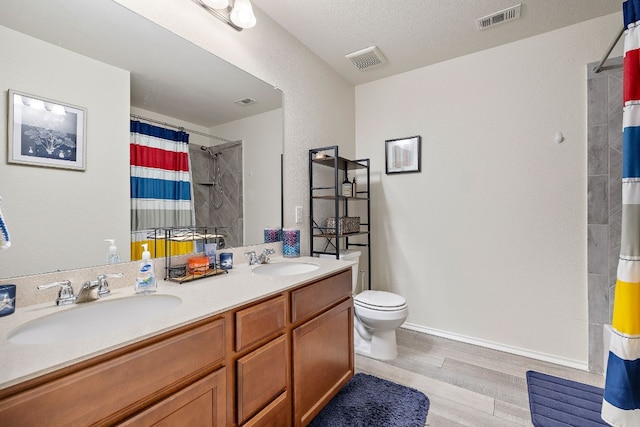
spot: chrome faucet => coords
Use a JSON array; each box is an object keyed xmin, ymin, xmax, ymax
[
  {"xmin": 76, "ymin": 273, "xmax": 123, "ymax": 303},
  {"xmin": 245, "ymin": 248, "xmax": 276, "ymax": 265},
  {"xmin": 245, "ymin": 251, "xmax": 260, "ymax": 265},
  {"xmin": 38, "ymin": 273, "xmax": 123, "ymax": 305},
  {"xmin": 37, "ymin": 280, "xmax": 76, "ymax": 306},
  {"xmin": 259, "ymin": 248, "xmax": 275, "ymax": 264}
]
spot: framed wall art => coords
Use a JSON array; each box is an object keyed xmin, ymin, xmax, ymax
[
  {"xmin": 385, "ymin": 135, "xmax": 421, "ymax": 174},
  {"xmin": 8, "ymin": 90, "xmax": 86, "ymax": 170}
]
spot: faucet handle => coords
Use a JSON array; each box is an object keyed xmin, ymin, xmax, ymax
[
  {"xmin": 245, "ymin": 251, "xmax": 259, "ymax": 265},
  {"xmin": 261, "ymin": 248, "xmax": 275, "ymax": 263},
  {"xmin": 97, "ymin": 273, "xmax": 123, "ymax": 298},
  {"xmin": 37, "ymin": 280, "xmax": 76, "ymax": 306}
]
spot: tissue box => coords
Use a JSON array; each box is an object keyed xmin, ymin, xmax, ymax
[{"xmin": 326, "ymin": 217, "xmax": 360, "ymax": 234}]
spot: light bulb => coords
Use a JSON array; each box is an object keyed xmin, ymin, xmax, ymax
[
  {"xmin": 203, "ymin": 0, "xmax": 229, "ymax": 9},
  {"xmin": 230, "ymin": 0, "xmax": 256, "ymax": 29}
]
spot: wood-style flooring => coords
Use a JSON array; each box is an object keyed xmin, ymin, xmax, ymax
[{"xmin": 354, "ymin": 328, "xmax": 605, "ymax": 427}]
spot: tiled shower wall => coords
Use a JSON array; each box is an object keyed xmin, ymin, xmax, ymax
[
  {"xmin": 190, "ymin": 142, "xmax": 243, "ymax": 248},
  {"xmin": 587, "ymin": 57, "xmax": 623, "ymax": 373}
]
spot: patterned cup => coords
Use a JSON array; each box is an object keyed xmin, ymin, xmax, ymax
[
  {"xmin": 0, "ymin": 284, "xmax": 16, "ymax": 317},
  {"xmin": 282, "ymin": 228, "xmax": 300, "ymax": 258}
]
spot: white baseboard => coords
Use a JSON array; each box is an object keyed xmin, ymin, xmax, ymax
[{"xmin": 401, "ymin": 322, "xmax": 589, "ymax": 371}]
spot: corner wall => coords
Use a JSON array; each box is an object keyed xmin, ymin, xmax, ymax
[{"xmin": 355, "ymin": 13, "xmax": 623, "ymax": 367}]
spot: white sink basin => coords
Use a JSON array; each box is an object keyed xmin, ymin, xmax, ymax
[
  {"xmin": 252, "ymin": 262, "xmax": 320, "ymax": 276},
  {"xmin": 7, "ymin": 294, "xmax": 182, "ymax": 345}
]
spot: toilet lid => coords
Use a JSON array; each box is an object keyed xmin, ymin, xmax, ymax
[{"xmin": 354, "ymin": 290, "xmax": 407, "ymax": 311}]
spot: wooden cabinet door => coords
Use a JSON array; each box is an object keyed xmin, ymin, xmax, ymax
[
  {"xmin": 292, "ymin": 298, "xmax": 353, "ymax": 427},
  {"xmin": 237, "ymin": 335, "xmax": 288, "ymax": 424},
  {"xmin": 118, "ymin": 368, "xmax": 227, "ymax": 427}
]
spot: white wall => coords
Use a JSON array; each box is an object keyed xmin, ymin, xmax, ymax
[
  {"xmin": 114, "ymin": 0, "xmax": 356, "ymax": 255},
  {"xmin": 0, "ymin": 25, "xmax": 131, "ymax": 278},
  {"xmin": 211, "ymin": 109, "xmax": 283, "ymax": 244},
  {"xmin": 355, "ymin": 13, "xmax": 623, "ymax": 367}
]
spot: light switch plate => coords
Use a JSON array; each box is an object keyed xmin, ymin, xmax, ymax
[{"xmin": 295, "ymin": 206, "xmax": 303, "ymax": 223}]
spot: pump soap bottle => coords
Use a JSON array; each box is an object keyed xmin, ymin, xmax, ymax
[
  {"xmin": 105, "ymin": 239, "xmax": 120, "ymax": 264},
  {"xmin": 135, "ymin": 243, "xmax": 156, "ymax": 294},
  {"xmin": 342, "ymin": 175, "xmax": 352, "ymax": 197}
]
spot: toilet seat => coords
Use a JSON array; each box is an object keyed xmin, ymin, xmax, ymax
[{"xmin": 354, "ymin": 290, "xmax": 407, "ymax": 312}]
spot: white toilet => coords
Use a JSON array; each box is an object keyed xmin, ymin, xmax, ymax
[{"xmin": 329, "ymin": 250, "xmax": 408, "ymax": 360}]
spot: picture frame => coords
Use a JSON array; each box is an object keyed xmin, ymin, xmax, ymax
[
  {"xmin": 385, "ymin": 135, "xmax": 421, "ymax": 174},
  {"xmin": 8, "ymin": 90, "xmax": 86, "ymax": 171}
]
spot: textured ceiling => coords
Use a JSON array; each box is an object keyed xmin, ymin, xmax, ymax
[{"xmin": 251, "ymin": 0, "xmax": 622, "ymax": 85}]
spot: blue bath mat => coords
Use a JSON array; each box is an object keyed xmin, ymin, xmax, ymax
[
  {"xmin": 526, "ymin": 370, "xmax": 608, "ymax": 426},
  {"xmin": 309, "ymin": 373, "xmax": 429, "ymax": 427}
]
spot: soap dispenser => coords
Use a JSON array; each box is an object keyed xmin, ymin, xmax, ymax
[
  {"xmin": 105, "ymin": 239, "xmax": 120, "ymax": 264},
  {"xmin": 342, "ymin": 175, "xmax": 352, "ymax": 197},
  {"xmin": 135, "ymin": 243, "xmax": 156, "ymax": 294}
]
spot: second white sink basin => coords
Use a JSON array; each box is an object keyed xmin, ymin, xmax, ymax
[
  {"xmin": 252, "ymin": 262, "xmax": 320, "ymax": 276},
  {"xmin": 7, "ymin": 294, "xmax": 182, "ymax": 345}
]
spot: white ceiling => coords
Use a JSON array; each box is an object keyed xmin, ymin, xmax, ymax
[{"xmin": 251, "ymin": 0, "xmax": 622, "ymax": 85}]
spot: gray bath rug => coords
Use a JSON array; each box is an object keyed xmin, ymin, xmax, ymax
[{"xmin": 309, "ymin": 373, "xmax": 430, "ymax": 427}]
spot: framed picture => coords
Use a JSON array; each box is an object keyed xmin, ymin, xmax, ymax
[
  {"xmin": 8, "ymin": 90, "xmax": 86, "ymax": 171},
  {"xmin": 385, "ymin": 135, "xmax": 421, "ymax": 174}
]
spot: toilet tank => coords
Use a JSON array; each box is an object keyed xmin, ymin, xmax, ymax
[{"xmin": 320, "ymin": 250, "xmax": 361, "ymax": 292}]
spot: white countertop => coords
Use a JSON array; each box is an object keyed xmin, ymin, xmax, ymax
[{"xmin": 0, "ymin": 256, "xmax": 353, "ymax": 390}]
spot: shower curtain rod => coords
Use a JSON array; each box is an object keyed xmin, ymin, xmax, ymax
[
  {"xmin": 130, "ymin": 114, "xmax": 235, "ymax": 144},
  {"xmin": 593, "ymin": 26, "xmax": 625, "ymax": 73}
]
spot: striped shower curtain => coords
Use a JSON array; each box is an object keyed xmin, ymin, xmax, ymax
[
  {"xmin": 130, "ymin": 120, "xmax": 194, "ymax": 260},
  {"xmin": 602, "ymin": 2, "xmax": 640, "ymax": 425}
]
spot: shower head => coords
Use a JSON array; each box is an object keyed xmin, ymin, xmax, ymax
[{"xmin": 201, "ymin": 145, "xmax": 218, "ymax": 158}]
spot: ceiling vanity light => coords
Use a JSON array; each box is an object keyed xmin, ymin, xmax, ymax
[
  {"xmin": 194, "ymin": 0, "xmax": 256, "ymax": 31},
  {"xmin": 229, "ymin": 0, "xmax": 256, "ymax": 29}
]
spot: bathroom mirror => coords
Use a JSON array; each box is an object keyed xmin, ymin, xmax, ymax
[{"xmin": 0, "ymin": 0, "xmax": 283, "ymax": 279}]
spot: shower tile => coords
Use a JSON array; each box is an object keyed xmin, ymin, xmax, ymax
[
  {"xmin": 588, "ymin": 274, "xmax": 609, "ymax": 325},
  {"xmin": 588, "ymin": 175, "xmax": 608, "ymax": 224},
  {"xmin": 609, "ymin": 209, "xmax": 622, "ymax": 285},
  {"xmin": 588, "ymin": 323, "xmax": 604, "ymax": 374},
  {"xmin": 588, "ymin": 125, "xmax": 608, "ymax": 175},
  {"xmin": 608, "ymin": 283, "xmax": 616, "ymax": 322},
  {"xmin": 608, "ymin": 74, "xmax": 623, "ymax": 119},
  {"xmin": 588, "ymin": 225, "xmax": 608, "ymax": 275},
  {"xmin": 609, "ymin": 147, "xmax": 622, "ymax": 216},
  {"xmin": 588, "ymin": 74, "xmax": 608, "ymax": 127}
]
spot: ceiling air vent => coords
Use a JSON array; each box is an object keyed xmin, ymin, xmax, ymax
[
  {"xmin": 476, "ymin": 4, "xmax": 521, "ymax": 30},
  {"xmin": 345, "ymin": 46, "xmax": 386, "ymax": 71},
  {"xmin": 234, "ymin": 97, "xmax": 257, "ymax": 106}
]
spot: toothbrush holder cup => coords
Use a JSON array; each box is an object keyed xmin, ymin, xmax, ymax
[{"xmin": 0, "ymin": 284, "xmax": 16, "ymax": 317}]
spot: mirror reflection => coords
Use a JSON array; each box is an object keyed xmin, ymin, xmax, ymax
[{"xmin": 0, "ymin": 0, "xmax": 283, "ymax": 279}]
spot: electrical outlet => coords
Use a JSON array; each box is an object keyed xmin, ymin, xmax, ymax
[{"xmin": 295, "ymin": 206, "xmax": 303, "ymax": 223}]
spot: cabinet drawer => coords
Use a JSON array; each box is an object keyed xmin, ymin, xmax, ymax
[
  {"xmin": 242, "ymin": 392, "xmax": 289, "ymax": 427},
  {"xmin": 0, "ymin": 317, "xmax": 226, "ymax": 427},
  {"xmin": 118, "ymin": 368, "xmax": 227, "ymax": 426},
  {"xmin": 237, "ymin": 335, "xmax": 287, "ymax": 424},
  {"xmin": 291, "ymin": 269, "xmax": 351, "ymax": 323},
  {"xmin": 236, "ymin": 294, "xmax": 286, "ymax": 352}
]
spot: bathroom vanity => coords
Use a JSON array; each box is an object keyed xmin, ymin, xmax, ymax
[{"xmin": 0, "ymin": 258, "xmax": 354, "ymax": 426}]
